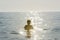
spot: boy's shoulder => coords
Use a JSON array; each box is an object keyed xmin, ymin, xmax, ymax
[
  {"xmin": 30, "ymin": 25, "xmax": 32, "ymax": 26},
  {"xmin": 25, "ymin": 25, "xmax": 27, "ymax": 26}
]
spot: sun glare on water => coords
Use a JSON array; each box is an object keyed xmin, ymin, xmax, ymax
[{"xmin": 19, "ymin": 11, "xmax": 47, "ymax": 40}]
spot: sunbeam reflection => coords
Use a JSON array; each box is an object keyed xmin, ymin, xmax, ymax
[{"xmin": 19, "ymin": 11, "xmax": 48, "ymax": 40}]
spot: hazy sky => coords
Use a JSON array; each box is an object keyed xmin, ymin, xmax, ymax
[{"xmin": 0, "ymin": 0, "xmax": 60, "ymax": 12}]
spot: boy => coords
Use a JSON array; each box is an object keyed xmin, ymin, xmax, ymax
[{"xmin": 24, "ymin": 20, "xmax": 33, "ymax": 38}]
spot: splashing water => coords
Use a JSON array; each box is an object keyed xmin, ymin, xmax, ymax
[{"xmin": 19, "ymin": 11, "xmax": 48, "ymax": 40}]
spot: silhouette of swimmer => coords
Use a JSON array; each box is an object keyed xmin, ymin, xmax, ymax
[{"xmin": 24, "ymin": 20, "xmax": 33, "ymax": 38}]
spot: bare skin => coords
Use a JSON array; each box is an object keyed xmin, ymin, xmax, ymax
[{"xmin": 24, "ymin": 20, "xmax": 33, "ymax": 38}]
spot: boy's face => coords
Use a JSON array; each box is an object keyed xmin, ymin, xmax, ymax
[{"xmin": 27, "ymin": 21, "xmax": 31, "ymax": 25}]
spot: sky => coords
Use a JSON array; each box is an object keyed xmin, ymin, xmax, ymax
[{"xmin": 0, "ymin": 0, "xmax": 60, "ymax": 12}]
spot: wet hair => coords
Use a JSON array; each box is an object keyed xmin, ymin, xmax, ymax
[{"xmin": 27, "ymin": 20, "xmax": 31, "ymax": 22}]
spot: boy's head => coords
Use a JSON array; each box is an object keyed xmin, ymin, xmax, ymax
[{"xmin": 27, "ymin": 20, "xmax": 31, "ymax": 25}]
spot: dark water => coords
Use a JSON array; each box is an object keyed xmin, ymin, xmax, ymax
[{"xmin": 0, "ymin": 12, "xmax": 60, "ymax": 40}]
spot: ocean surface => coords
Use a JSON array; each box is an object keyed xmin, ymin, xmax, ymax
[{"xmin": 0, "ymin": 12, "xmax": 60, "ymax": 40}]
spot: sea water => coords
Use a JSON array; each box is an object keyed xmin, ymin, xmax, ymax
[{"xmin": 0, "ymin": 12, "xmax": 60, "ymax": 40}]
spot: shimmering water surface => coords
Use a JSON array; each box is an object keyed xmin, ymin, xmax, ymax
[{"xmin": 0, "ymin": 12, "xmax": 60, "ymax": 40}]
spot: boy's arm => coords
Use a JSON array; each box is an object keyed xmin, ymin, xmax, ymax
[
  {"xmin": 31, "ymin": 25, "xmax": 33, "ymax": 29},
  {"xmin": 24, "ymin": 25, "xmax": 27, "ymax": 30}
]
